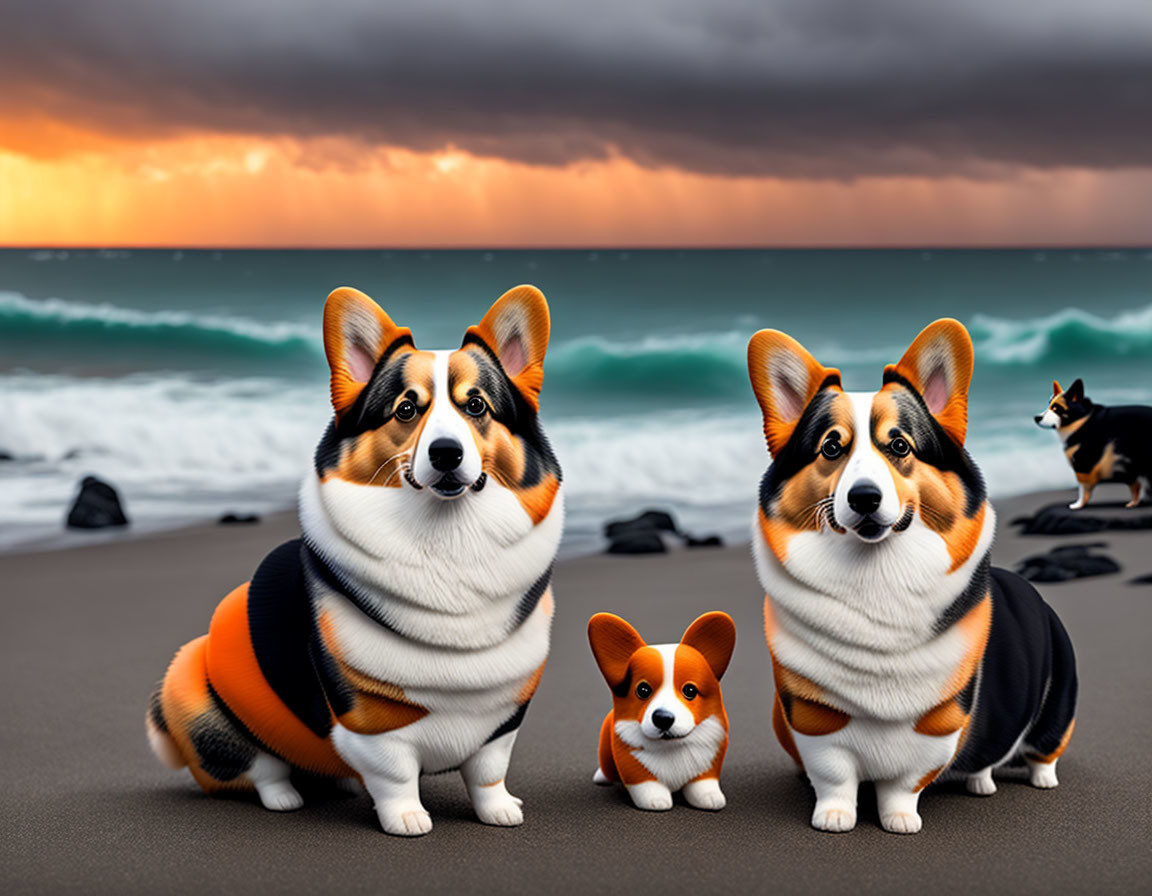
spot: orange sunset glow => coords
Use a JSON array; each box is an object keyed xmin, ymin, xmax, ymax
[{"xmin": 4, "ymin": 124, "xmax": 1152, "ymax": 248}]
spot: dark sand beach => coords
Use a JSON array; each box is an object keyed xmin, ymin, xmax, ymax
[{"xmin": 2, "ymin": 486, "xmax": 1150, "ymax": 894}]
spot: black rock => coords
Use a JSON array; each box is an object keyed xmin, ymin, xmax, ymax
[
  {"xmin": 606, "ymin": 532, "xmax": 668, "ymax": 554},
  {"xmin": 0, "ymin": 450, "xmax": 13, "ymax": 461},
  {"xmin": 1016, "ymin": 543, "xmax": 1120, "ymax": 582},
  {"xmin": 219, "ymin": 513, "xmax": 261, "ymax": 525},
  {"xmin": 66, "ymin": 476, "xmax": 129, "ymax": 529},
  {"xmin": 1128, "ymin": 573, "xmax": 1152, "ymax": 586},
  {"xmin": 604, "ymin": 510, "xmax": 679, "ymax": 539},
  {"xmin": 1012, "ymin": 502, "xmax": 1152, "ymax": 536},
  {"xmin": 603, "ymin": 508, "xmax": 723, "ymax": 554}
]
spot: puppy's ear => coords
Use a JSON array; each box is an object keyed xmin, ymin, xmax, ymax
[
  {"xmin": 1067, "ymin": 378, "xmax": 1085, "ymax": 402},
  {"xmin": 323, "ymin": 287, "xmax": 412, "ymax": 417},
  {"xmin": 747, "ymin": 330, "xmax": 841, "ymax": 456},
  {"xmin": 1052, "ymin": 380, "xmax": 1063, "ymax": 398},
  {"xmin": 681, "ymin": 612, "xmax": 736, "ymax": 681},
  {"xmin": 884, "ymin": 318, "xmax": 974, "ymax": 445},
  {"xmin": 464, "ymin": 285, "xmax": 551, "ymax": 411},
  {"xmin": 588, "ymin": 613, "xmax": 646, "ymax": 692}
]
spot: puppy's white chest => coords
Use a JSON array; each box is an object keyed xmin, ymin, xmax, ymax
[{"xmin": 615, "ymin": 716, "xmax": 726, "ymax": 791}]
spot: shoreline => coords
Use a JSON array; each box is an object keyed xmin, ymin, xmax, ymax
[{"xmin": 1, "ymin": 479, "xmax": 1135, "ymax": 560}]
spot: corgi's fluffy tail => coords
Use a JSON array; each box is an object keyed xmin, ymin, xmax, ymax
[{"xmin": 146, "ymin": 685, "xmax": 186, "ymax": 770}]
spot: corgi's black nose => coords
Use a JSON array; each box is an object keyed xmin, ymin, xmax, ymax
[
  {"xmin": 1034, "ymin": 415, "xmax": 1043, "ymax": 424},
  {"xmin": 652, "ymin": 709, "xmax": 676, "ymax": 731},
  {"xmin": 847, "ymin": 482, "xmax": 882, "ymax": 516},
  {"xmin": 429, "ymin": 438, "xmax": 463, "ymax": 472}
]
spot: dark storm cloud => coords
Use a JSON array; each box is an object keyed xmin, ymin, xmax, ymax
[{"xmin": 3, "ymin": 0, "xmax": 1150, "ymax": 177}]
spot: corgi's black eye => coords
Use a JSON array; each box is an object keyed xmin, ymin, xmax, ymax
[
  {"xmin": 890, "ymin": 437, "xmax": 911, "ymax": 457},
  {"xmin": 394, "ymin": 400, "xmax": 417, "ymax": 422},
  {"xmin": 465, "ymin": 396, "xmax": 487, "ymax": 417},
  {"xmin": 681, "ymin": 683, "xmax": 698, "ymax": 700},
  {"xmin": 635, "ymin": 682, "xmax": 652, "ymax": 700},
  {"xmin": 821, "ymin": 438, "xmax": 842, "ymax": 459}
]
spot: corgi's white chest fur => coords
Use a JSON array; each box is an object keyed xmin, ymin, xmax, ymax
[
  {"xmin": 301, "ymin": 473, "xmax": 562, "ymax": 770},
  {"xmin": 615, "ymin": 716, "xmax": 726, "ymax": 792},
  {"xmin": 753, "ymin": 504, "xmax": 995, "ymax": 721}
]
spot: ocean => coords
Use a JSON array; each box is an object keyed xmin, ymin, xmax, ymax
[{"xmin": 2, "ymin": 248, "xmax": 1150, "ymax": 555}]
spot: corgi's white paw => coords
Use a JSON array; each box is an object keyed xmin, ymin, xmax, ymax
[
  {"xmin": 256, "ymin": 782, "xmax": 304, "ymax": 812},
  {"xmin": 1028, "ymin": 760, "xmax": 1059, "ymax": 789},
  {"xmin": 811, "ymin": 805, "xmax": 856, "ymax": 832},
  {"xmin": 966, "ymin": 768, "xmax": 997, "ymax": 796},
  {"xmin": 474, "ymin": 794, "xmax": 525, "ymax": 827},
  {"xmin": 683, "ymin": 778, "xmax": 726, "ymax": 811},
  {"xmin": 627, "ymin": 781, "xmax": 673, "ymax": 811},
  {"xmin": 377, "ymin": 802, "xmax": 433, "ymax": 837},
  {"xmin": 1068, "ymin": 500, "xmax": 1085, "ymax": 510},
  {"xmin": 881, "ymin": 811, "xmax": 923, "ymax": 834},
  {"xmin": 592, "ymin": 767, "xmax": 611, "ymax": 785}
]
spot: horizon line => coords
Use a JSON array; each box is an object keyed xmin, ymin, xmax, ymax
[{"xmin": 3, "ymin": 243, "xmax": 1151, "ymax": 252}]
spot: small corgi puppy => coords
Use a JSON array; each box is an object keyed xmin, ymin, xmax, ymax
[
  {"xmin": 747, "ymin": 319, "xmax": 1078, "ymax": 834},
  {"xmin": 1035, "ymin": 378, "xmax": 1152, "ymax": 509},
  {"xmin": 147, "ymin": 285, "xmax": 563, "ymax": 837},
  {"xmin": 588, "ymin": 612, "xmax": 735, "ymax": 812}
]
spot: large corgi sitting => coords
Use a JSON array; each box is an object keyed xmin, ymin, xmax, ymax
[
  {"xmin": 747, "ymin": 319, "xmax": 1078, "ymax": 834},
  {"xmin": 1035, "ymin": 378, "xmax": 1152, "ymax": 509},
  {"xmin": 588, "ymin": 612, "xmax": 735, "ymax": 812},
  {"xmin": 147, "ymin": 285, "xmax": 563, "ymax": 837}
]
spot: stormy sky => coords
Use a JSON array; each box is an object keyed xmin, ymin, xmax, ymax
[{"xmin": 4, "ymin": 0, "xmax": 1151, "ymax": 179}]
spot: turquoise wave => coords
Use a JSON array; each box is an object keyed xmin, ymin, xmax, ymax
[
  {"xmin": 0, "ymin": 292, "xmax": 324, "ymax": 377},
  {"xmin": 3, "ymin": 292, "xmax": 1149, "ymax": 396}
]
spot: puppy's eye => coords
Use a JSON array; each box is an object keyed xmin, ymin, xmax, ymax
[
  {"xmin": 681, "ymin": 683, "xmax": 698, "ymax": 700},
  {"xmin": 890, "ymin": 437, "xmax": 911, "ymax": 457},
  {"xmin": 394, "ymin": 400, "xmax": 417, "ymax": 422},
  {"xmin": 820, "ymin": 438, "xmax": 842, "ymax": 460},
  {"xmin": 635, "ymin": 682, "xmax": 652, "ymax": 700},
  {"xmin": 465, "ymin": 396, "xmax": 487, "ymax": 417}
]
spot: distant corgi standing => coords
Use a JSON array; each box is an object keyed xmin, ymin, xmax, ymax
[
  {"xmin": 1035, "ymin": 378, "xmax": 1152, "ymax": 509},
  {"xmin": 147, "ymin": 285, "xmax": 563, "ymax": 837},
  {"xmin": 588, "ymin": 612, "xmax": 735, "ymax": 812},
  {"xmin": 747, "ymin": 319, "xmax": 1077, "ymax": 834}
]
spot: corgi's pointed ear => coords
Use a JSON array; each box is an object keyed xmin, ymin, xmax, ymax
[
  {"xmin": 680, "ymin": 612, "xmax": 736, "ymax": 681},
  {"xmin": 1052, "ymin": 380, "xmax": 1063, "ymax": 398},
  {"xmin": 884, "ymin": 318, "xmax": 974, "ymax": 445},
  {"xmin": 464, "ymin": 285, "xmax": 551, "ymax": 411},
  {"xmin": 588, "ymin": 613, "xmax": 646, "ymax": 691},
  {"xmin": 323, "ymin": 287, "xmax": 412, "ymax": 417},
  {"xmin": 747, "ymin": 330, "xmax": 841, "ymax": 456},
  {"xmin": 1067, "ymin": 378, "xmax": 1085, "ymax": 402}
]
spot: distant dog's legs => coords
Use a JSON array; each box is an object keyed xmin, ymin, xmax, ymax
[
  {"xmin": 875, "ymin": 778, "xmax": 923, "ymax": 834},
  {"xmin": 332, "ymin": 728, "xmax": 430, "ymax": 836},
  {"xmin": 461, "ymin": 730, "xmax": 525, "ymax": 827},
  {"xmin": 1069, "ymin": 480, "xmax": 1093, "ymax": 510},
  {"xmin": 1127, "ymin": 481, "xmax": 1143, "ymax": 509}
]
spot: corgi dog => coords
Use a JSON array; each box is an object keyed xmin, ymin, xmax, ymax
[
  {"xmin": 747, "ymin": 319, "xmax": 1078, "ymax": 834},
  {"xmin": 146, "ymin": 285, "xmax": 563, "ymax": 837},
  {"xmin": 588, "ymin": 612, "xmax": 735, "ymax": 812},
  {"xmin": 1035, "ymin": 378, "xmax": 1152, "ymax": 510}
]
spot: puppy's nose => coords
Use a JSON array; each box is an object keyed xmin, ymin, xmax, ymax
[
  {"xmin": 652, "ymin": 708, "xmax": 676, "ymax": 731},
  {"xmin": 428, "ymin": 438, "xmax": 463, "ymax": 472},
  {"xmin": 1034, "ymin": 415, "xmax": 1043, "ymax": 424},
  {"xmin": 847, "ymin": 481, "xmax": 882, "ymax": 516}
]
